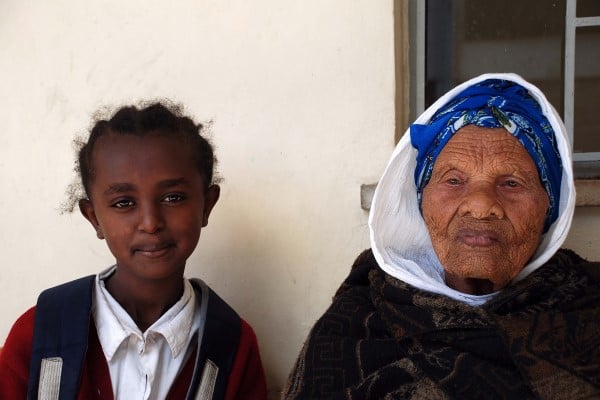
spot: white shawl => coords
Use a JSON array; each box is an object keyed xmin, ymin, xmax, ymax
[{"xmin": 368, "ymin": 73, "xmax": 576, "ymax": 305}]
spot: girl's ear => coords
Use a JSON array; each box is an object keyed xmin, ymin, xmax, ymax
[
  {"xmin": 202, "ymin": 184, "xmax": 221, "ymax": 227},
  {"xmin": 79, "ymin": 199, "xmax": 105, "ymax": 239}
]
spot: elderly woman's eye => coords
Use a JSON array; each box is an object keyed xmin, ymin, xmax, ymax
[
  {"xmin": 447, "ymin": 178, "xmax": 462, "ymax": 185},
  {"xmin": 503, "ymin": 179, "xmax": 520, "ymax": 188}
]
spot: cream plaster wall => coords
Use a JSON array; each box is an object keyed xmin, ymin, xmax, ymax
[
  {"xmin": 0, "ymin": 1, "xmax": 395, "ymax": 396},
  {"xmin": 1, "ymin": 1, "xmax": 599, "ymax": 398}
]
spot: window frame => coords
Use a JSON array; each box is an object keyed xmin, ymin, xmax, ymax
[
  {"xmin": 406, "ymin": 0, "xmax": 600, "ymax": 180},
  {"xmin": 361, "ymin": 1, "xmax": 600, "ymax": 210}
]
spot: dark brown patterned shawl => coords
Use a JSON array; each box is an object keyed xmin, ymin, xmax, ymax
[{"xmin": 283, "ymin": 249, "xmax": 600, "ymax": 400}]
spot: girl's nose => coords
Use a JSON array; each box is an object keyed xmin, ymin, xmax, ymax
[
  {"xmin": 457, "ymin": 183, "xmax": 505, "ymax": 220},
  {"xmin": 137, "ymin": 203, "xmax": 165, "ymax": 233}
]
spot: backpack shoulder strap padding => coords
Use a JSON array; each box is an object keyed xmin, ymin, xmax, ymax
[
  {"xmin": 28, "ymin": 275, "xmax": 95, "ymax": 400},
  {"xmin": 187, "ymin": 279, "xmax": 242, "ymax": 400}
]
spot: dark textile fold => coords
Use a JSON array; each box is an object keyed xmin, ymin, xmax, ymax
[{"xmin": 283, "ymin": 249, "xmax": 600, "ymax": 400}]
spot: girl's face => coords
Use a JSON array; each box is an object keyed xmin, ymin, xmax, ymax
[{"xmin": 79, "ymin": 131, "xmax": 219, "ymax": 283}]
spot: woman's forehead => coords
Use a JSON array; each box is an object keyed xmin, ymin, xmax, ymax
[{"xmin": 435, "ymin": 126, "xmax": 539, "ymax": 173}]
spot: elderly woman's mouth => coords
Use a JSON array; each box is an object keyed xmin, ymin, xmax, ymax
[{"xmin": 456, "ymin": 229, "xmax": 500, "ymax": 246}]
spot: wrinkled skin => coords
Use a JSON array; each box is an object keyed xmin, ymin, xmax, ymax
[{"xmin": 421, "ymin": 126, "xmax": 549, "ymax": 295}]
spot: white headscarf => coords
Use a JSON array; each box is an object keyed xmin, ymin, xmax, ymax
[{"xmin": 368, "ymin": 73, "xmax": 576, "ymax": 305}]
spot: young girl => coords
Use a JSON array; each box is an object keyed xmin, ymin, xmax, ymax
[{"xmin": 0, "ymin": 102, "xmax": 267, "ymax": 399}]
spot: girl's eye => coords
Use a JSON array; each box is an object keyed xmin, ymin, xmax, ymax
[
  {"xmin": 112, "ymin": 199, "xmax": 134, "ymax": 208},
  {"xmin": 163, "ymin": 193, "xmax": 185, "ymax": 203}
]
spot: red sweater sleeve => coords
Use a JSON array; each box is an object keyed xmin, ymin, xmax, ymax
[
  {"xmin": 225, "ymin": 319, "xmax": 268, "ymax": 400},
  {"xmin": 0, "ymin": 307, "xmax": 35, "ymax": 399}
]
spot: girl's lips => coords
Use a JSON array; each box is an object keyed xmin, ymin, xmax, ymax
[{"xmin": 133, "ymin": 243, "xmax": 174, "ymax": 258}]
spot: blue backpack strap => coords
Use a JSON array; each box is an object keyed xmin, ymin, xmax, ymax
[
  {"xmin": 187, "ymin": 279, "xmax": 242, "ymax": 400},
  {"xmin": 27, "ymin": 275, "xmax": 95, "ymax": 400}
]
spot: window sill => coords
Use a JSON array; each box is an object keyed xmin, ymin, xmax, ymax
[
  {"xmin": 360, "ymin": 179, "xmax": 600, "ymax": 211},
  {"xmin": 574, "ymin": 179, "xmax": 600, "ymax": 207}
]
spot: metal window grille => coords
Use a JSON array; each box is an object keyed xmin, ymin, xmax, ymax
[{"xmin": 411, "ymin": 0, "xmax": 600, "ymax": 163}]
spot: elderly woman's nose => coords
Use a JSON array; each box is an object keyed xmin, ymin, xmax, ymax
[{"xmin": 458, "ymin": 182, "xmax": 505, "ymax": 220}]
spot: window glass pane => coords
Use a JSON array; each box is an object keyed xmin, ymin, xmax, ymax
[
  {"xmin": 426, "ymin": 0, "xmax": 565, "ymax": 116},
  {"xmin": 577, "ymin": 0, "xmax": 600, "ymax": 17},
  {"xmin": 574, "ymin": 25, "xmax": 600, "ymax": 152}
]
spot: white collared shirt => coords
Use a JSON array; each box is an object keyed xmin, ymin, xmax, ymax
[{"xmin": 92, "ymin": 266, "xmax": 202, "ymax": 400}]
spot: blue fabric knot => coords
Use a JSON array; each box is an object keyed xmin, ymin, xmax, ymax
[{"xmin": 410, "ymin": 79, "xmax": 562, "ymax": 232}]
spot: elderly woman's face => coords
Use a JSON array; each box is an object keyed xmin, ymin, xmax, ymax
[{"xmin": 421, "ymin": 125, "xmax": 549, "ymax": 295}]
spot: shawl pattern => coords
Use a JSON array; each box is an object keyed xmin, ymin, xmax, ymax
[{"xmin": 283, "ymin": 249, "xmax": 600, "ymax": 400}]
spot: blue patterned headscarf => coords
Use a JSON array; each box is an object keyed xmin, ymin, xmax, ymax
[{"xmin": 410, "ymin": 79, "xmax": 562, "ymax": 232}]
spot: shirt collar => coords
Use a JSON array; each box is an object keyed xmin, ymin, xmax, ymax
[{"xmin": 92, "ymin": 266, "xmax": 197, "ymax": 361}]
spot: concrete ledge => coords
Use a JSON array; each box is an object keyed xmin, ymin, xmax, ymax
[
  {"xmin": 575, "ymin": 179, "xmax": 600, "ymax": 207},
  {"xmin": 360, "ymin": 183, "xmax": 377, "ymax": 210}
]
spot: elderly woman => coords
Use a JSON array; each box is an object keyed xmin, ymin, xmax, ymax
[{"xmin": 283, "ymin": 74, "xmax": 599, "ymax": 399}]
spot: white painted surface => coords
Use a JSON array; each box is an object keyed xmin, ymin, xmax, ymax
[
  {"xmin": 0, "ymin": 1, "xmax": 394, "ymax": 395},
  {"xmin": 1, "ymin": 1, "xmax": 598, "ymax": 397}
]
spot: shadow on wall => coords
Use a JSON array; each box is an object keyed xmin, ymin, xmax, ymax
[{"xmin": 185, "ymin": 186, "xmax": 312, "ymax": 398}]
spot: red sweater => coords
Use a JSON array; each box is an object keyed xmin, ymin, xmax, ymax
[{"xmin": 0, "ymin": 307, "xmax": 267, "ymax": 400}]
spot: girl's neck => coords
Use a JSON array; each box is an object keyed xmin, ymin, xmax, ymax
[{"xmin": 104, "ymin": 271, "xmax": 185, "ymax": 332}]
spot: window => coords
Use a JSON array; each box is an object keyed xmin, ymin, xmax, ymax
[{"xmin": 407, "ymin": 0, "xmax": 600, "ymax": 178}]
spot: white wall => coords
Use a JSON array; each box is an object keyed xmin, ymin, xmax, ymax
[
  {"xmin": 0, "ymin": 1, "xmax": 395, "ymax": 396},
  {"xmin": 3, "ymin": 2, "xmax": 599, "ymax": 398}
]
